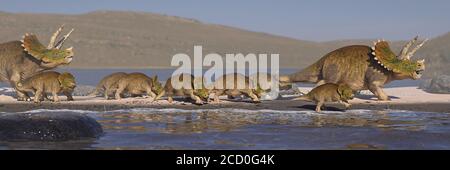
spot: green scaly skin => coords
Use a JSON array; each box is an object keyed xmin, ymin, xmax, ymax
[
  {"xmin": 59, "ymin": 72, "xmax": 76, "ymax": 91},
  {"xmin": 280, "ymin": 41, "xmax": 426, "ymax": 101},
  {"xmin": 374, "ymin": 41, "xmax": 419, "ymax": 73},
  {"xmin": 195, "ymin": 88, "xmax": 210, "ymax": 101},
  {"xmin": 253, "ymin": 84, "xmax": 264, "ymax": 98},
  {"xmin": 40, "ymin": 49, "xmax": 74, "ymax": 64}
]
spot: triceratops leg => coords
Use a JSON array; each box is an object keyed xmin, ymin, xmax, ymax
[
  {"xmin": 115, "ymin": 85, "xmax": 126, "ymax": 100},
  {"xmin": 34, "ymin": 90, "xmax": 43, "ymax": 103},
  {"xmin": 146, "ymin": 89, "xmax": 156, "ymax": 102},
  {"xmin": 243, "ymin": 90, "xmax": 260, "ymax": 103},
  {"xmin": 41, "ymin": 93, "xmax": 50, "ymax": 101},
  {"xmin": 188, "ymin": 91, "xmax": 203, "ymax": 105},
  {"xmin": 168, "ymin": 96, "xmax": 174, "ymax": 103},
  {"xmin": 339, "ymin": 100, "xmax": 351, "ymax": 109},
  {"xmin": 212, "ymin": 90, "xmax": 224, "ymax": 103},
  {"xmin": 154, "ymin": 90, "xmax": 165, "ymax": 101},
  {"xmin": 315, "ymin": 101, "xmax": 324, "ymax": 112},
  {"xmin": 9, "ymin": 72, "xmax": 29, "ymax": 101},
  {"xmin": 104, "ymin": 89, "xmax": 110, "ymax": 100},
  {"xmin": 368, "ymin": 84, "xmax": 390, "ymax": 101},
  {"xmin": 64, "ymin": 91, "xmax": 74, "ymax": 101},
  {"xmin": 52, "ymin": 91, "xmax": 60, "ymax": 102}
]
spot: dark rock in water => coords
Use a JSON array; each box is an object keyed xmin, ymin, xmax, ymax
[
  {"xmin": 419, "ymin": 79, "xmax": 432, "ymax": 90},
  {"xmin": 420, "ymin": 75, "xmax": 450, "ymax": 94},
  {"xmin": 0, "ymin": 112, "xmax": 103, "ymax": 141}
]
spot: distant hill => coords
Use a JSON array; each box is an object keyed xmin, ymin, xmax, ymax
[
  {"xmin": 413, "ymin": 32, "xmax": 450, "ymax": 77},
  {"xmin": 0, "ymin": 11, "xmax": 448, "ymax": 77}
]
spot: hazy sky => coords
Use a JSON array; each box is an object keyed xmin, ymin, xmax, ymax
[{"xmin": 1, "ymin": 0, "xmax": 449, "ymax": 41}]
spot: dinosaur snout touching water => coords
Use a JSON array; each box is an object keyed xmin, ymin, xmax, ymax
[
  {"xmin": 157, "ymin": 73, "xmax": 210, "ymax": 105},
  {"xmin": 280, "ymin": 36, "xmax": 427, "ymax": 101}
]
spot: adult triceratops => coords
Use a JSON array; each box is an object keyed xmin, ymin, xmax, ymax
[
  {"xmin": 0, "ymin": 25, "xmax": 74, "ymax": 100},
  {"xmin": 280, "ymin": 36, "xmax": 427, "ymax": 101}
]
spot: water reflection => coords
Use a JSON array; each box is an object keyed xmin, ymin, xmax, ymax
[
  {"xmin": 306, "ymin": 110, "xmax": 430, "ymax": 131},
  {"xmin": 0, "ymin": 138, "xmax": 98, "ymax": 150},
  {"xmin": 2, "ymin": 109, "xmax": 449, "ymax": 149},
  {"xmin": 96, "ymin": 109, "xmax": 450, "ymax": 135}
]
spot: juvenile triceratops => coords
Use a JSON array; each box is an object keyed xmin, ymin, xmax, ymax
[
  {"xmin": 0, "ymin": 25, "xmax": 75, "ymax": 101},
  {"xmin": 157, "ymin": 73, "xmax": 210, "ymax": 105},
  {"xmin": 16, "ymin": 71, "xmax": 76, "ymax": 103},
  {"xmin": 280, "ymin": 36, "xmax": 427, "ymax": 101},
  {"xmin": 113, "ymin": 73, "xmax": 163, "ymax": 100},
  {"xmin": 212, "ymin": 73, "xmax": 261, "ymax": 103},
  {"xmin": 89, "ymin": 72, "xmax": 129, "ymax": 99}
]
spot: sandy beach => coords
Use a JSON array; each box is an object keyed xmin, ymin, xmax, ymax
[{"xmin": 1, "ymin": 87, "xmax": 449, "ymax": 113}]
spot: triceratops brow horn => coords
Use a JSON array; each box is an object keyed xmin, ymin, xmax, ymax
[
  {"xmin": 47, "ymin": 24, "xmax": 74, "ymax": 49},
  {"xmin": 398, "ymin": 36, "xmax": 427, "ymax": 60},
  {"xmin": 398, "ymin": 36, "xmax": 418, "ymax": 60},
  {"xmin": 47, "ymin": 24, "xmax": 64, "ymax": 49},
  {"xmin": 54, "ymin": 28, "xmax": 74, "ymax": 49},
  {"xmin": 404, "ymin": 38, "xmax": 428, "ymax": 60}
]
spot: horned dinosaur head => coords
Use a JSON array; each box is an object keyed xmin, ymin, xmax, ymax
[
  {"xmin": 58, "ymin": 72, "xmax": 76, "ymax": 91},
  {"xmin": 337, "ymin": 84, "xmax": 354, "ymax": 101},
  {"xmin": 250, "ymin": 73, "xmax": 273, "ymax": 98},
  {"xmin": 253, "ymin": 83, "xmax": 265, "ymax": 98},
  {"xmin": 21, "ymin": 25, "xmax": 74, "ymax": 68},
  {"xmin": 195, "ymin": 88, "xmax": 210, "ymax": 101},
  {"xmin": 193, "ymin": 76, "xmax": 210, "ymax": 101},
  {"xmin": 371, "ymin": 36, "xmax": 426, "ymax": 80},
  {"xmin": 151, "ymin": 75, "xmax": 164, "ymax": 95}
]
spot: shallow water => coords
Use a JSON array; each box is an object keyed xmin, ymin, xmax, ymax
[{"xmin": 1, "ymin": 108, "xmax": 449, "ymax": 150}]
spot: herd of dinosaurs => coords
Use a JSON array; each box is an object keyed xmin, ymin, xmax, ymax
[{"xmin": 0, "ymin": 25, "xmax": 428, "ymax": 112}]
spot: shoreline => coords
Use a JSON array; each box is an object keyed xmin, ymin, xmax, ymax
[
  {"xmin": 1, "ymin": 98, "xmax": 449, "ymax": 113},
  {"xmin": 1, "ymin": 87, "xmax": 449, "ymax": 113}
]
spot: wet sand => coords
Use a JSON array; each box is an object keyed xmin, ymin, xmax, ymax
[
  {"xmin": 1, "ymin": 87, "xmax": 449, "ymax": 113},
  {"xmin": 1, "ymin": 99, "xmax": 449, "ymax": 113}
]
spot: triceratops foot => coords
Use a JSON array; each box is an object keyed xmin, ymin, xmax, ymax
[
  {"xmin": 252, "ymin": 99, "xmax": 261, "ymax": 104},
  {"xmin": 377, "ymin": 95, "xmax": 391, "ymax": 101},
  {"xmin": 17, "ymin": 97, "xmax": 31, "ymax": 101},
  {"xmin": 193, "ymin": 98, "xmax": 205, "ymax": 105}
]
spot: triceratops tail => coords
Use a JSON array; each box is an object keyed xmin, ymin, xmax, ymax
[
  {"xmin": 88, "ymin": 81, "xmax": 107, "ymax": 96},
  {"xmin": 292, "ymin": 95, "xmax": 312, "ymax": 101},
  {"xmin": 87, "ymin": 89, "xmax": 98, "ymax": 96},
  {"xmin": 280, "ymin": 60, "xmax": 323, "ymax": 83},
  {"xmin": 87, "ymin": 85, "xmax": 102, "ymax": 96}
]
